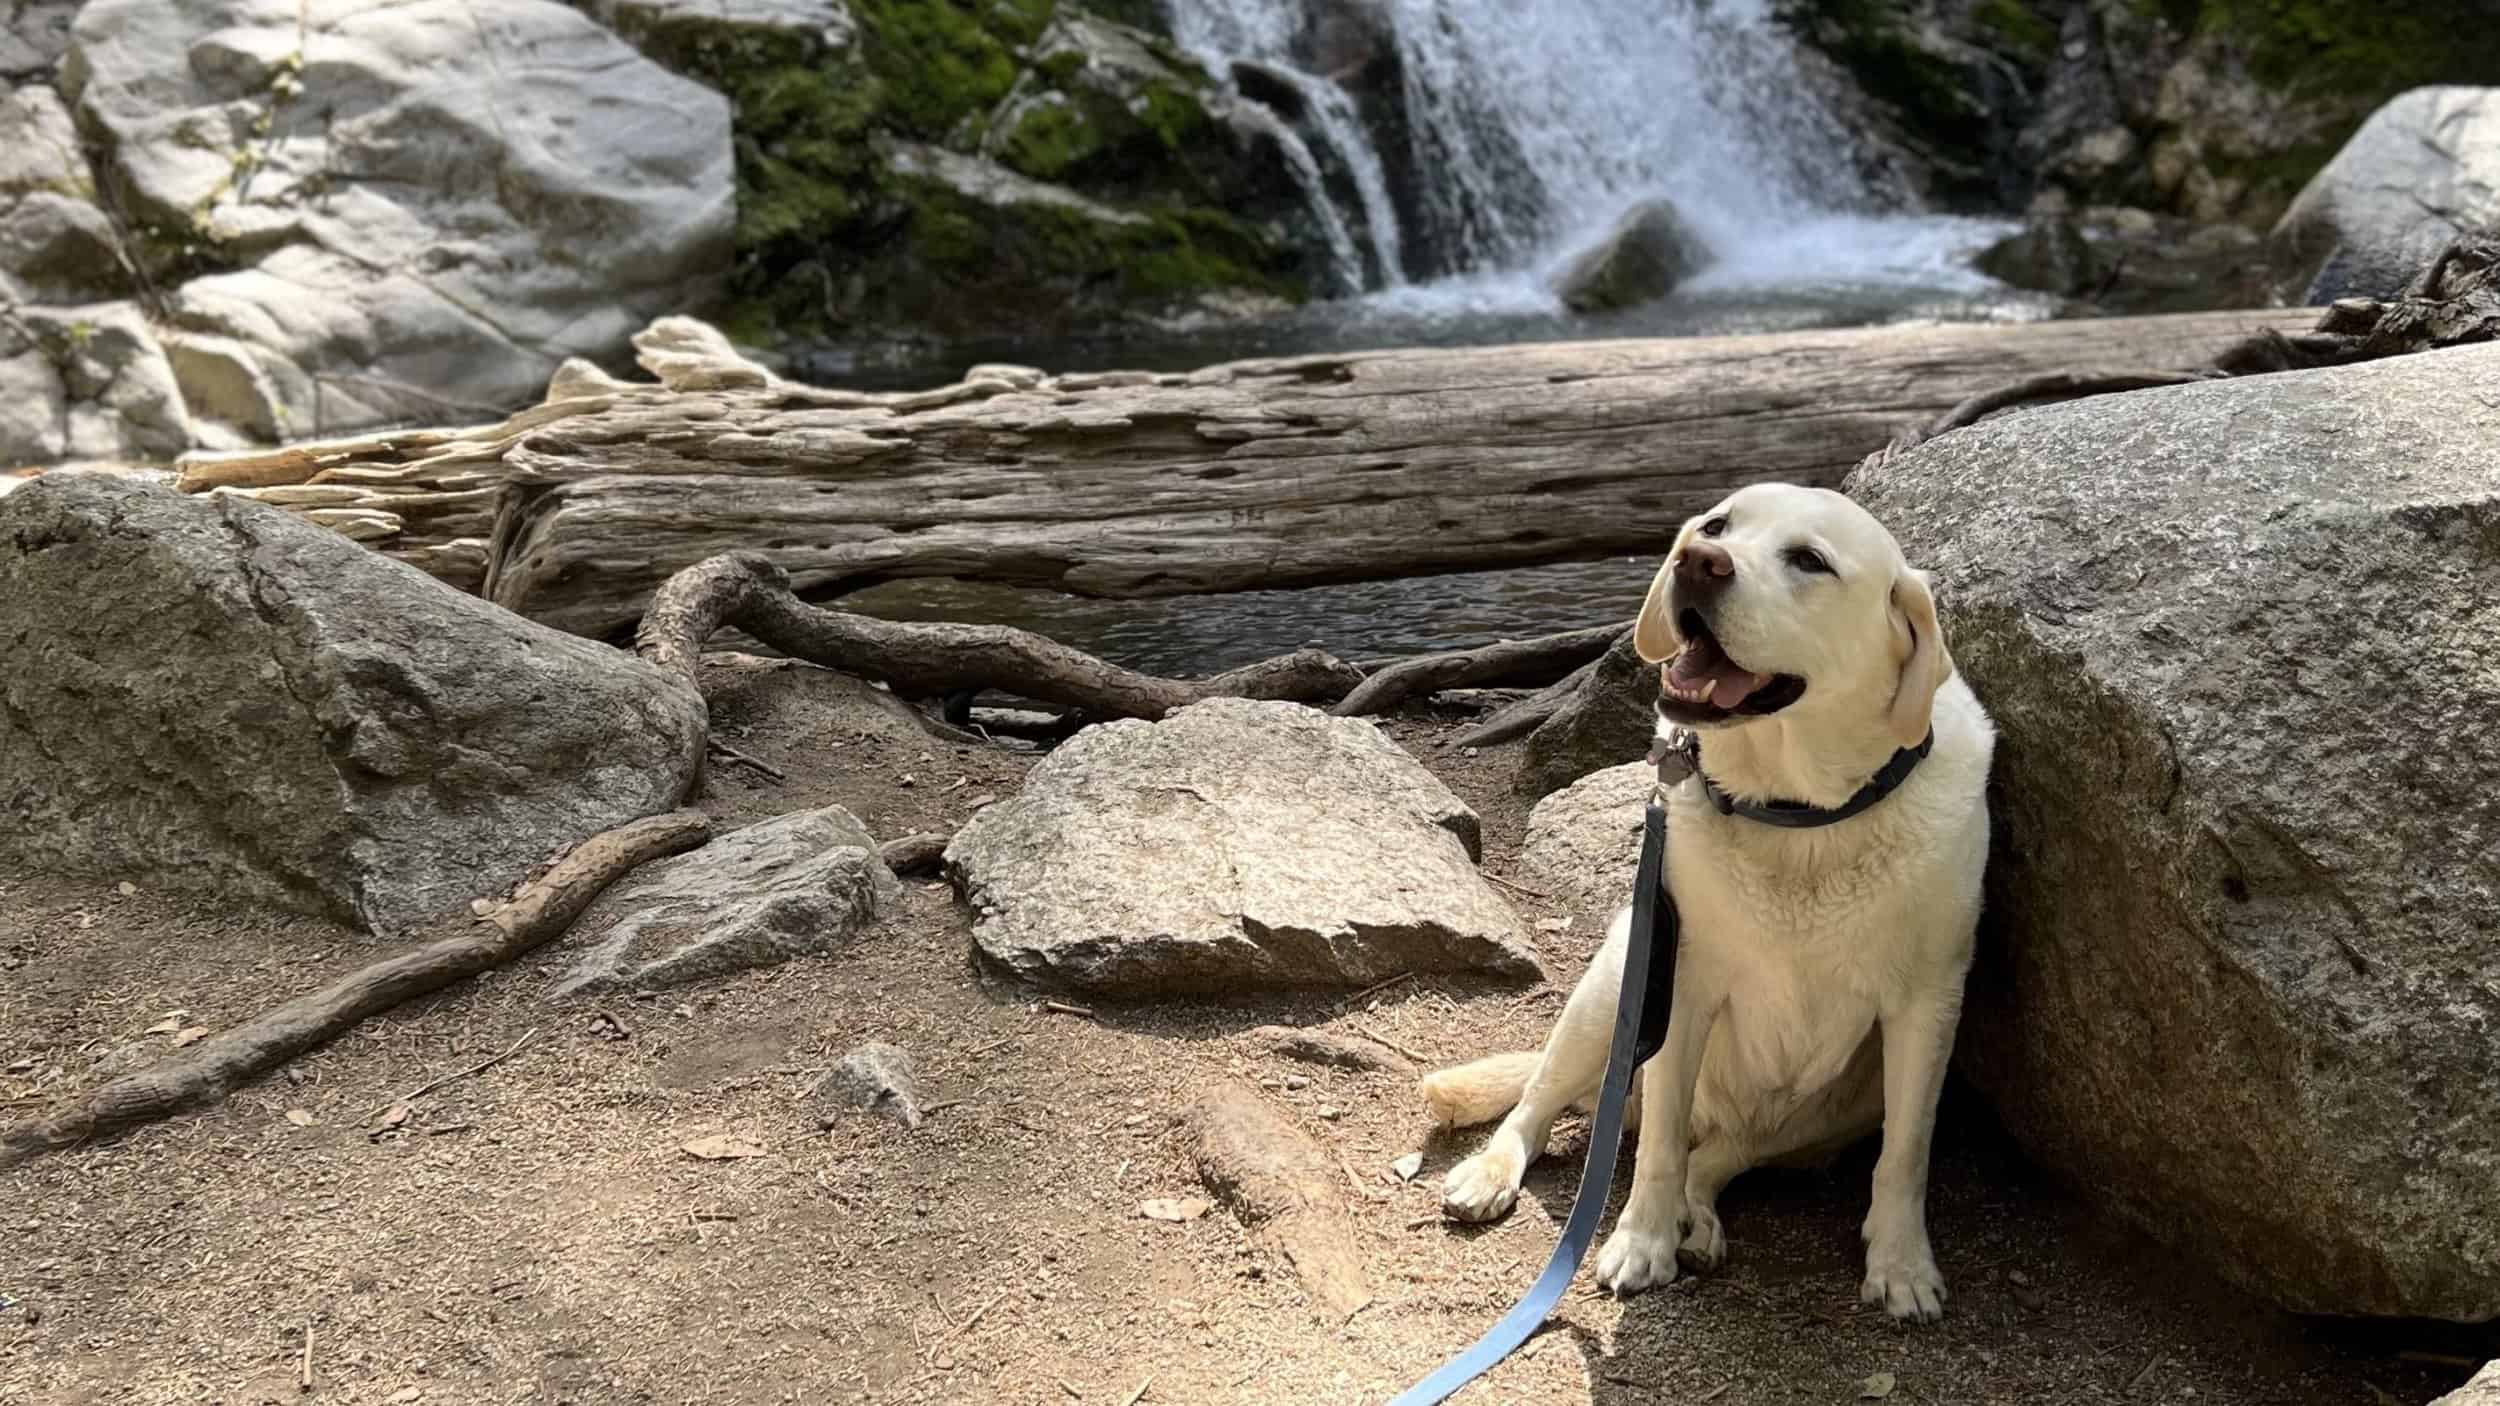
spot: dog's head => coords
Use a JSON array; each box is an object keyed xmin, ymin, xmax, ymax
[{"xmin": 1633, "ymin": 483, "xmax": 1951, "ymax": 748}]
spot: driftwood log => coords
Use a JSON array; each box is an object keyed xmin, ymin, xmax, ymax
[
  {"xmin": 0, "ymin": 811, "xmax": 712, "ymax": 1163},
  {"xmin": 173, "ymin": 309, "xmax": 2318, "ymax": 638}
]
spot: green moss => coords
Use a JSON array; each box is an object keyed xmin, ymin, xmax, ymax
[
  {"xmin": 993, "ymin": 96, "xmax": 1097, "ymax": 180},
  {"xmin": 1972, "ymin": 0, "xmax": 2057, "ymax": 58},
  {"xmin": 2187, "ymin": 0, "xmax": 2500, "ymax": 96},
  {"xmin": 850, "ymin": 0, "xmax": 1057, "ymax": 138}
]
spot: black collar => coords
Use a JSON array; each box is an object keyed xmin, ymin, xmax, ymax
[{"xmin": 1651, "ymin": 729, "xmax": 1934, "ymax": 829}]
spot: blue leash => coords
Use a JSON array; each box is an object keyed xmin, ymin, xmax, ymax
[{"xmin": 1388, "ymin": 769, "xmax": 1680, "ymax": 1406}]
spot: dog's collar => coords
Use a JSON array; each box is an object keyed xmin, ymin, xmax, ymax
[{"xmin": 1647, "ymin": 728, "xmax": 1934, "ymax": 829}]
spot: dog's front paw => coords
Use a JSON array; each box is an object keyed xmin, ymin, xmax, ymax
[
  {"xmin": 1440, "ymin": 1142, "xmax": 1526, "ymax": 1223},
  {"xmin": 1860, "ymin": 1244, "xmax": 1948, "ymax": 1323},
  {"xmin": 1678, "ymin": 1202, "xmax": 1726, "ymax": 1271},
  {"xmin": 1594, "ymin": 1219, "xmax": 1683, "ymax": 1296}
]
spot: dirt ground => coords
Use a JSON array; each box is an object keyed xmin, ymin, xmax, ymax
[{"xmin": 3, "ymin": 679, "xmax": 2493, "ymax": 1406}]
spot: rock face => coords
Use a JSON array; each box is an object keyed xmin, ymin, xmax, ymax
[
  {"xmin": 0, "ymin": 82, "xmax": 128, "ymax": 306},
  {"xmin": 61, "ymin": 0, "xmax": 734, "ymax": 440},
  {"xmin": 1519, "ymin": 762, "xmax": 1649, "ymax": 919},
  {"xmin": 2272, "ymin": 87, "xmax": 2500, "ymax": 302},
  {"xmin": 1518, "ymin": 628, "xmax": 1653, "ymax": 799},
  {"xmin": 1548, "ymin": 200, "xmax": 1712, "ymax": 313},
  {"xmin": 555, "ymin": 805, "xmax": 896, "ymax": 995},
  {"xmin": 1848, "ymin": 343, "xmax": 2500, "ymax": 1320},
  {"xmin": 0, "ymin": 473, "xmax": 705, "ymax": 932},
  {"xmin": 946, "ymin": 698, "xmax": 1539, "ymax": 994},
  {"xmin": 0, "ymin": 301, "xmax": 189, "ymax": 467}
]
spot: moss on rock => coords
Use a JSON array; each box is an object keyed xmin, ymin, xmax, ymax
[{"xmin": 589, "ymin": 0, "xmax": 1308, "ymax": 342}]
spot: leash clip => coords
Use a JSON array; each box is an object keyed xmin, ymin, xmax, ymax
[{"xmin": 1645, "ymin": 727, "xmax": 1699, "ymax": 799}]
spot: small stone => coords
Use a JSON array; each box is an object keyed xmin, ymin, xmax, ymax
[
  {"xmin": 1282, "ymin": 1074, "xmax": 1310, "ymax": 1091},
  {"xmin": 817, "ymin": 1042, "xmax": 925, "ymax": 1130},
  {"xmin": 1316, "ymin": 1105, "xmax": 1341, "ymax": 1120},
  {"xmin": 1535, "ymin": 917, "xmax": 1570, "ymax": 933},
  {"xmin": 114, "ymin": 881, "xmax": 136, "ymax": 897},
  {"xmin": 1390, "ymin": 1153, "xmax": 1424, "ymax": 1182}
]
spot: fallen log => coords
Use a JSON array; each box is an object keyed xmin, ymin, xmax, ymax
[
  {"xmin": 176, "ymin": 308, "xmax": 2319, "ymax": 637},
  {"xmin": 1185, "ymin": 1080, "xmax": 1373, "ymax": 1320},
  {"xmin": 0, "ymin": 812, "xmax": 712, "ymax": 1163}
]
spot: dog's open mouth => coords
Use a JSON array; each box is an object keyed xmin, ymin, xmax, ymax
[{"xmin": 1658, "ymin": 609, "xmax": 1806, "ymax": 723}]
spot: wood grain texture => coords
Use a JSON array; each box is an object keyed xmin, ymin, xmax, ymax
[{"xmin": 178, "ymin": 310, "xmax": 2319, "ymax": 637}]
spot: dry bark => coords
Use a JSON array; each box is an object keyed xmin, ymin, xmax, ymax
[
  {"xmin": 640, "ymin": 552, "xmax": 1365, "ymax": 720},
  {"xmin": 1185, "ymin": 1080, "xmax": 1373, "ymax": 1319},
  {"xmin": 0, "ymin": 812, "xmax": 712, "ymax": 1163},
  {"xmin": 175, "ymin": 309, "xmax": 2317, "ymax": 637}
]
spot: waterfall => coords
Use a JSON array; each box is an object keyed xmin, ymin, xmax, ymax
[{"xmin": 1160, "ymin": 0, "xmax": 1995, "ymax": 303}]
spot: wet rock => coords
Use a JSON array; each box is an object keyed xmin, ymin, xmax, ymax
[
  {"xmin": 1849, "ymin": 341, "xmax": 2500, "ymax": 1319},
  {"xmin": 947, "ymin": 698, "xmax": 1538, "ymax": 995},
  {"xmin": 0, "ymin": 474, "xmax": 704, "ymax": 931},
  {"xmin": 1976, "ymin": 216, "xmax": 2104, "ymax": 297},
  {"xmin": 555, "ymin": 805, "xmax": 897, "ymax": 995},
  {"xmin": 1548, "ymin": 199, "xmax": 1712, "ymax": 313}
]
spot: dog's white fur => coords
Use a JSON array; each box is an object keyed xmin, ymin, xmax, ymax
[{"xmin": 1423, "ymin": 483, "xmax": 1994, "ymax": 1321}]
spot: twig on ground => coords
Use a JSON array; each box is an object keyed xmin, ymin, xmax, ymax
[
  {"xmin": 376, "ymin": 1027, "xmax": 540, "ymax": 1116},
  {"xmin": 1040, "ymin": 1001, "xmax": 1096, "ymax": 1020},
  {"xmin": 1349, "ymin": 1021, "xmax": 1428, "ymax": 1065},
  {"xmin": 1484, "ymin": 872, "xmax": 1552, "ymax": 900},
  {"xmin": 1334, "ymin": 971, "xmax": 1414, "ymax": 1010},
  {"xmin": 705, "ymin": 738, "xmax": 787, "ymax": 783},
  {"xmin": 0, "ymin": 812, "xmax": 710, "ymax": 1163},
  {"xmin": 1119, "ymin": 1376, "xmax": 1155, "ymax": 1406}
]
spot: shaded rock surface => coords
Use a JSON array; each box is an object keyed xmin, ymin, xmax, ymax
[
  {"xmin": 1848, "ymin": 342, "xmax": 2500, "ymax": 1320},
  {"xmin": 1548, "ymin": 199, "xmax": 1711, "ymax": 313},
  {"xmin": 0, "ymin": 473, "xmax": 704, "ymax": 932},
  {"xmin": 0, "ymin": 81, "xmax": 126, "ymax": 305},
  {"xmin": 2272, "ymin": 87, "xmax": 2500, "ymax": 303},
  {"xmin": 1519, "ymin": 761, "xmax": 1649, "ymax": 919},
  {"xmin": 946, "ymin": 698, "xmax": 1538, "ymax": 994},
  {"xmin": 63, "ymin": 0, "xmax": 734, "ymax": 440},
  {"xmin": 2434, "ymin": 1363, "xmax": 2500, "ymax": 1406},
  {"xmin": 1517, "ymin": 627, "xmax": 1653, "ymax": 799},
  {"xmin": 0, "ymin": 301, "xmax": 187, "ymax": 466},
  {"xmin": 554, "ymin": 804, "xmax": 896, "ymax": 995}
]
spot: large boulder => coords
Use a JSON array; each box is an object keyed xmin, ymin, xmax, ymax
[
  {"xmin": 2272, "ymin": 87, "xmax": 2500, "ymax": 302},
  {"xmin": 0, "ymin": 473, "xmax": 705, "ymax": 932},
  {"xmin": 945, "ymin": 698, "xmax": 1540, "ymax": 995},
  {"xmin": 1848, "ymin": 342, "xmax": 2500, "ymax": 1320},
  {"xmin": 60, "ymin": 0, "xmax": 733, "ymax": 439},
  {"xmin": 1548, "ymin": 199, "xmax": 1712, "ymax": 314},
  {"xmin": 553, "ymin": 805, "xmax": 897, "ymax": 996}
]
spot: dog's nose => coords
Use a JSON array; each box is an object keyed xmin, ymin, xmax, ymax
[{"xmin": 1674, "ymin": 539, "xmax": 1735, "ymax": 590}]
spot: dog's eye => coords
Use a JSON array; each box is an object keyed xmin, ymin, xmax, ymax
[
  {"xmin": 1699, "ymin": 515, "xmax": 1729, "ymax": 538},
  {"xmin": 1786, "ymin": 546, "xmax": 1833, "ymax": 575}
]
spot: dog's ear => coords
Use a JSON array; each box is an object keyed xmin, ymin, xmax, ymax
[
  {"xmin": 1887, "ymin": 568, "xmax": 1953, "ymax": 747},
  {"xmin": 1633, "ymin": 554, "xmax": 1680, "ymax": 664}
]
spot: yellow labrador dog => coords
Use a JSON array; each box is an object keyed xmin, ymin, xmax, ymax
[{"xmin": 1424, "ymin": 483, "xmax": 1994, "ymax": 1322}]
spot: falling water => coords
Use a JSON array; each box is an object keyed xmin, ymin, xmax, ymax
[{"xmin": 1160, "ymin": 0, "xmax": 2008, "ymax": 306}]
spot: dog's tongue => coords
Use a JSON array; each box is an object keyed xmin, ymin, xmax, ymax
[{"xmin": 1669, "ymin": 635, "xmax": 1771, "ymax": 709}]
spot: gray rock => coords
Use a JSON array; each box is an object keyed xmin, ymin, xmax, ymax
[
  {"xmin": 0, "ymin": 474, "xmax": 704, "ymax": 932},
  {"xmin": 1976, "ymin": 216, "xmax": 2104, "ymax": 298},
  {"xmin": 1517, "ymin": 627, "xmax": 1653, "ymax": 799},
  {"xmin": 1548, "ymin": 199, "xmax": 1713, "ymax": 313},
  {"xmin": 1519, "ymin": 761, "xmax": 1649, "ymax": 918},
  {"xmin": 0, "ymin": 82, "xmax": 126, "ymax": 304},
  {"xmin": 1847, "ymin": 342, "xmax": 2500, "ymax": 1320},
  {"xmin": 946, "ymin": 697, "xmax": 1539, "ymax": 995},
  {"xmin": 819, "ymin": 1041, "xmax": 924, "ymax": 1130},
  {"xmin": 0, "ymin": 302, "xmax": 189, "ymax": 467},
  {"xmin": 887, "ymin": 142, "xmax": 1151, "ymax": 230},
  {"xmin": 0, "ymin": 3, "xmax": 76, "ymax": 81},
  {"xmin": 2272, "ymin": 87, "xmax": 2500, "ymax": 302},
  {"xmin": 63, "ymin": 0, "xmax": 733, "ymax": 441},
  {"xmin": 553, "ymin": 805, "xmax": 897, "ymax": 996},
  {"xmin": 2434, "ymin": 1363, "xmax": 2500, "ymax": 1406}
]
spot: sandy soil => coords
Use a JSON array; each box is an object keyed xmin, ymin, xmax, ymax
[{"xmin": 3, "ymin": 682, "xmax": 2492, "ymax": 1406}]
